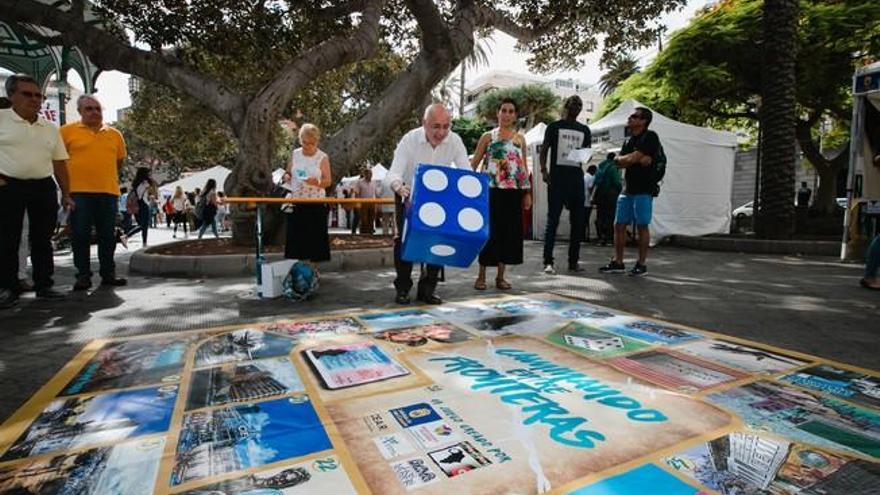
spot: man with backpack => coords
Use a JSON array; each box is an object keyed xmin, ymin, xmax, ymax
[
  {"xmin": 591, "ymin": 152, "xmax": 622, "ymax": 246},
  {"xmin": 599, "ymin": 107, "xmax": 664, "ymax": 276}
]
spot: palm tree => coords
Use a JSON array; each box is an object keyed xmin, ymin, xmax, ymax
[
  {"xmin": 754, "ymin": 0, "xmax": 799, "ymax": 239},
  {"xmin": 598, "ymin": 55, "xmax": 639, "ymax": 97},
  {"xmin": 458, "ymin": 37, "xmax": 493, "ymax": 116},
  {"xmin": 432, "ymin": 72, "xmax": 461, "ymax": 109}
]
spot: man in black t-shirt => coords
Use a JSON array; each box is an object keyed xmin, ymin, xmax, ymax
[
  {"xmin": 539, "ymin": 96, "xmax": 591, "ymax": 274},
  {"xmin": 599, "ymin": 106, "xmax": 659, "ymax": 276}
]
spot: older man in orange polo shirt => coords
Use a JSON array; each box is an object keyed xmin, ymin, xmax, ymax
[{"xmin": 61, "ymin": 95, "xmax": 128, "ymax": 290}]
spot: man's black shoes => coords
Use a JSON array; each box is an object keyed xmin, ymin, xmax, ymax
[
  {"xmin": 101, "ymin": 277, "xmax": 128, "ymax": 287},
  {"xmin": 36, "ymin": 288, "xmax": 66, "ymax": 300},
  {"xmin": 599, "ymin": 260, "xmax": 626, "ymax": 274},
  {"xmin": 74, "ymin": 277, "xmax": 92, "ymax": 291},
  {"xmin": 395, "ymin": 292, "xmax": 411, "ymax": 305},
  {"xmin": 417, "ymin": 293, "xmax": 442, "ymax": 305},
  {"xmin": 0, "ymin": 289, "xmax": 18, "ymax": 309}
]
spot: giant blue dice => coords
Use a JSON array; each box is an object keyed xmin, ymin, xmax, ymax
[{"xmin": 401, "ymin": 164, "xmax": 490, "ymax": 268}]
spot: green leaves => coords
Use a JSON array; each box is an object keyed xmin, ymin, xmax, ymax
[
  {"xmin": 600, "ymin": 0, "xmax": 880, "ymax": 131},
  {"xmin": 475, "ymin": 84, "xmax": 561, "ymax": 130}
]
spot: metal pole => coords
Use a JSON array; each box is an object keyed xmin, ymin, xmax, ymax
[
  {"xmin": 753, "ymin": 123, "xmax": 762, "ymax": 227},
  {"xmin": 841, "ymin": 94, "xmax": 864, "ymax": 260},
  {"xmin": 255, "ymin": 205, "xmax": 264, "ymax": 298}
]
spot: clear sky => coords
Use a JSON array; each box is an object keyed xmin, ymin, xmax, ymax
[{"xmin": 70, "ymin": 0, "xmax": 710, "ymax": 122}]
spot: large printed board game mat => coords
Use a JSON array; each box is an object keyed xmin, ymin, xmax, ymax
[{"xmin": 0, "ymin": 293, "xmax": 878, "ymax": 494}]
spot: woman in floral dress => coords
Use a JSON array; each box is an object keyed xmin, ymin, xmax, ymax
[{"xmin": 470, "ymin": 97, "xmax": 532, "ymax": 290}]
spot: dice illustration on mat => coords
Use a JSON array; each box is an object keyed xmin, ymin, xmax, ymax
[{"xmin": 401, "ymin": 164, "xmax": 490, "ymax": 268}]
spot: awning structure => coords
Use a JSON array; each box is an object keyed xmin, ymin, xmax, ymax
[{"xmin": 0, "ymin": 1, "xmax": 113, "ymax": 124}]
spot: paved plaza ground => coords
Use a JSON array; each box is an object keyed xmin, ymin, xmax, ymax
[{"xmin": 0, "ymin": 225, "xmax": 876, "ymax": 422}]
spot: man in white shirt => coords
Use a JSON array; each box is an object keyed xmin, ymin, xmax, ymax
[
  {"xmin": 0, "ymin": 74, "xmax": 74, "ymax": 308},
  {"xmin": 385, "ymin": 103, "xmax": 469, "ymax": 305}
]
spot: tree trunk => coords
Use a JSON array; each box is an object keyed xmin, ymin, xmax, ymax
[
  {"xmin": 459, "ymin": 63, "xmax": 466, "ymax": 117},
  {"xmin": 795, "ymin": 119, "xmax": 849, "ymax": 216},
  {"xmin": 227, "ymin": 109, "xmax": 279, "ymax": 245},
  {"xmin": 754, "ymin": 0, "xmax": 799, "ymax": 239},
  {"xmin": 814, "ymin": 164, "xmax": 839, "ymax": 213}
]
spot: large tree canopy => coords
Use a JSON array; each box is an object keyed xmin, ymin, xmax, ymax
[
  {"xmin": 599, "ymin": 0, "xmax": 880, "ymax": 214},
  {"xmin": 2, "ymin": 0, "xmax": 685, "ymax": 241}
]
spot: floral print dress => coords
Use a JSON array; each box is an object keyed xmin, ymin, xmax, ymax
[
  {"xmin": 484, "ymin": 128, "xmax": 530, "ymax": 190},
  {"xmin": 478, "ymin": 128, "xmax": 530, "ymax": 267}
]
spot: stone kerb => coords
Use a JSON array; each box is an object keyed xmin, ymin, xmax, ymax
[
  {"xmin": 130, "ymin": 246, "xmax": 394, "ymax": 278},
  {"xmin": 669, "ymin": 235, "xmax": 838, "ymax": 256}
]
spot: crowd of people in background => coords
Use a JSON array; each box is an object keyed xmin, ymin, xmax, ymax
[{"xmin": 2, "ymin": 69, "xmax": 876, "ymax": 310}]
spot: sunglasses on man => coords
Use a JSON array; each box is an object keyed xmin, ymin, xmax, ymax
[{"xmin": 17, "ymin": 90, "xmax": 45, "ymax": 100}]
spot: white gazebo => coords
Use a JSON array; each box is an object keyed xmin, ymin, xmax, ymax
[{"xmin": 159, "ymin": 165, "xmax": 231, "ymax": 196}]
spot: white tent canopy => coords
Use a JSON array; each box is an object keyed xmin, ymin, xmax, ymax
[
  {"xmin": 159, "ymin": 165, "xmax": 231, "ymax": 196},
  {"xmin": 587, "ymin": 100, "xmax": 737, "ymax": 241},
  {"xmin": 340, "ymin": 163, "xmax": 387, "ymax": 184}
]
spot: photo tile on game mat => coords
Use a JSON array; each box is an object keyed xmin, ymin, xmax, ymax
[
  {"xmin": 174, "ymin": 454, "xmax": 358, "ymax": 495},
  {"xmin": 1, "ymin": 385, "xmax": 177, "ymax": 462},
  {"xmin": 547, "ymin": 321, "xmax": 651, "ymax": 358},
  {"xmin": 779, "ymin": 363, "xmax": 880, "ymax": 409},
  {"xmin": 359, "ymin": 309, "xmax": 442, "ymax": 331},
  {"xmin": 369, "ymin": 322, "xmax": 474, "ymax": 349},
  {"xmin": 171, "ymin": 395, "xmax": 332, "ymax": 486},
  {"xmin": 265, "ymin": 316, "xmax": 366, "ymax": 339},
  {"xmin": 60, "ymin": 334, "xmax": 202, "ymax": 396},
  {"xmin": 664, "ymin": 431, "xmax": 880, "ymax": 494},
  {"xmin": 303, "ymin": 340, "xmax": 410, "ymax": 390},
  {"xmin": 0, "ymin": 437, "xmax": 166, "ymax": 495},
  {"xmin": 566, "ymin": 463, "xmax": 706, "ymax": 495},
  {"xmin": 707, "ymin": 380, "xmax": 880, "ymax": 459},
  {"xmin": 194, "ymin": 329, "xmax": 296, "ymax": 368},
  {"xmin": 675, "ymin": 338, "xmax": 809, "ymax": 374},
  {"xmin": 186, "ymin": 356, "xmax": 305, "ymax": 410},
  {"xmin": 607, "ymin": 349, "xmax": 748, "ymax": 392},
  {"xmin": 598, "ymin": 316, "xmax": 703, "ymax": 345}
]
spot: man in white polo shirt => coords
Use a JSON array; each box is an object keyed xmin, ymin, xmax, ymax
[
  {"xmin": 385, "ymin": 103, "xmax": 469, "ymax": 305},
  {"xmin": 0, "ymin": 74, "xmax": 73, "ymax": 309}
]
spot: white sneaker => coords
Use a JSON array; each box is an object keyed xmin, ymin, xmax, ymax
[{"xmin": 543, "ymin": 264, "xmax": 556, "ymax": 275}]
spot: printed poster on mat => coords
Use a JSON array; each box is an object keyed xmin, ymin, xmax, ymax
[
  {"xmin": 708, "ymin": 380, "xmax": 880, "ymax": 458},
  {"xmin": 186, "ymin": 357, "xmax": 305, "ymax": 410},
  {"xmin": 61, "ymin": 335, "xmax": 199, "ymax": 396},
  {"xmin": 780, "ymin": 364, "xmax": 880, "ymax": 409},
  {"xmin": 171, "ymin": 396, "xmax": 332, "ymax": 486},
  {"xmin": 304, "ymin": 341, "xmax": 410, "ymax": 389},
  {"xmin": 327, "ymin": 336, "xmax": 732, "ymax": 495},
  {"xmin": 0, "ymin": 437, "xmax": 165, "ymax": 495},
  {"xmin": 1, "ymin": 386, "xmax": 177, "ymax": 461},
  {"xmin": 176, "ymin": 455, "xmax": 358, "ymax": 494},
  {"xmin": 664, "ymin": 431, "xmax": 880, "ymax": 494}
]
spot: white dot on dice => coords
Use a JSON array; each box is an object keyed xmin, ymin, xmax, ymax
[
  {"xmin": 457, "ymin": 175, "xmax": 482, "ymax": 198},
  {"xmin": 422, "ymin": 169, "xmax": 449, "ymax": 192},
  {"xmin": 430, "ymin": 244, "xmax": 456, "ymax": 256},
  {"xmin": 419, "ymin": 202, "xmax": 446, "ymax": 227},
  {"xmin": 457, "ymin": 208, "xmax": 483, "ymax": 232}
]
